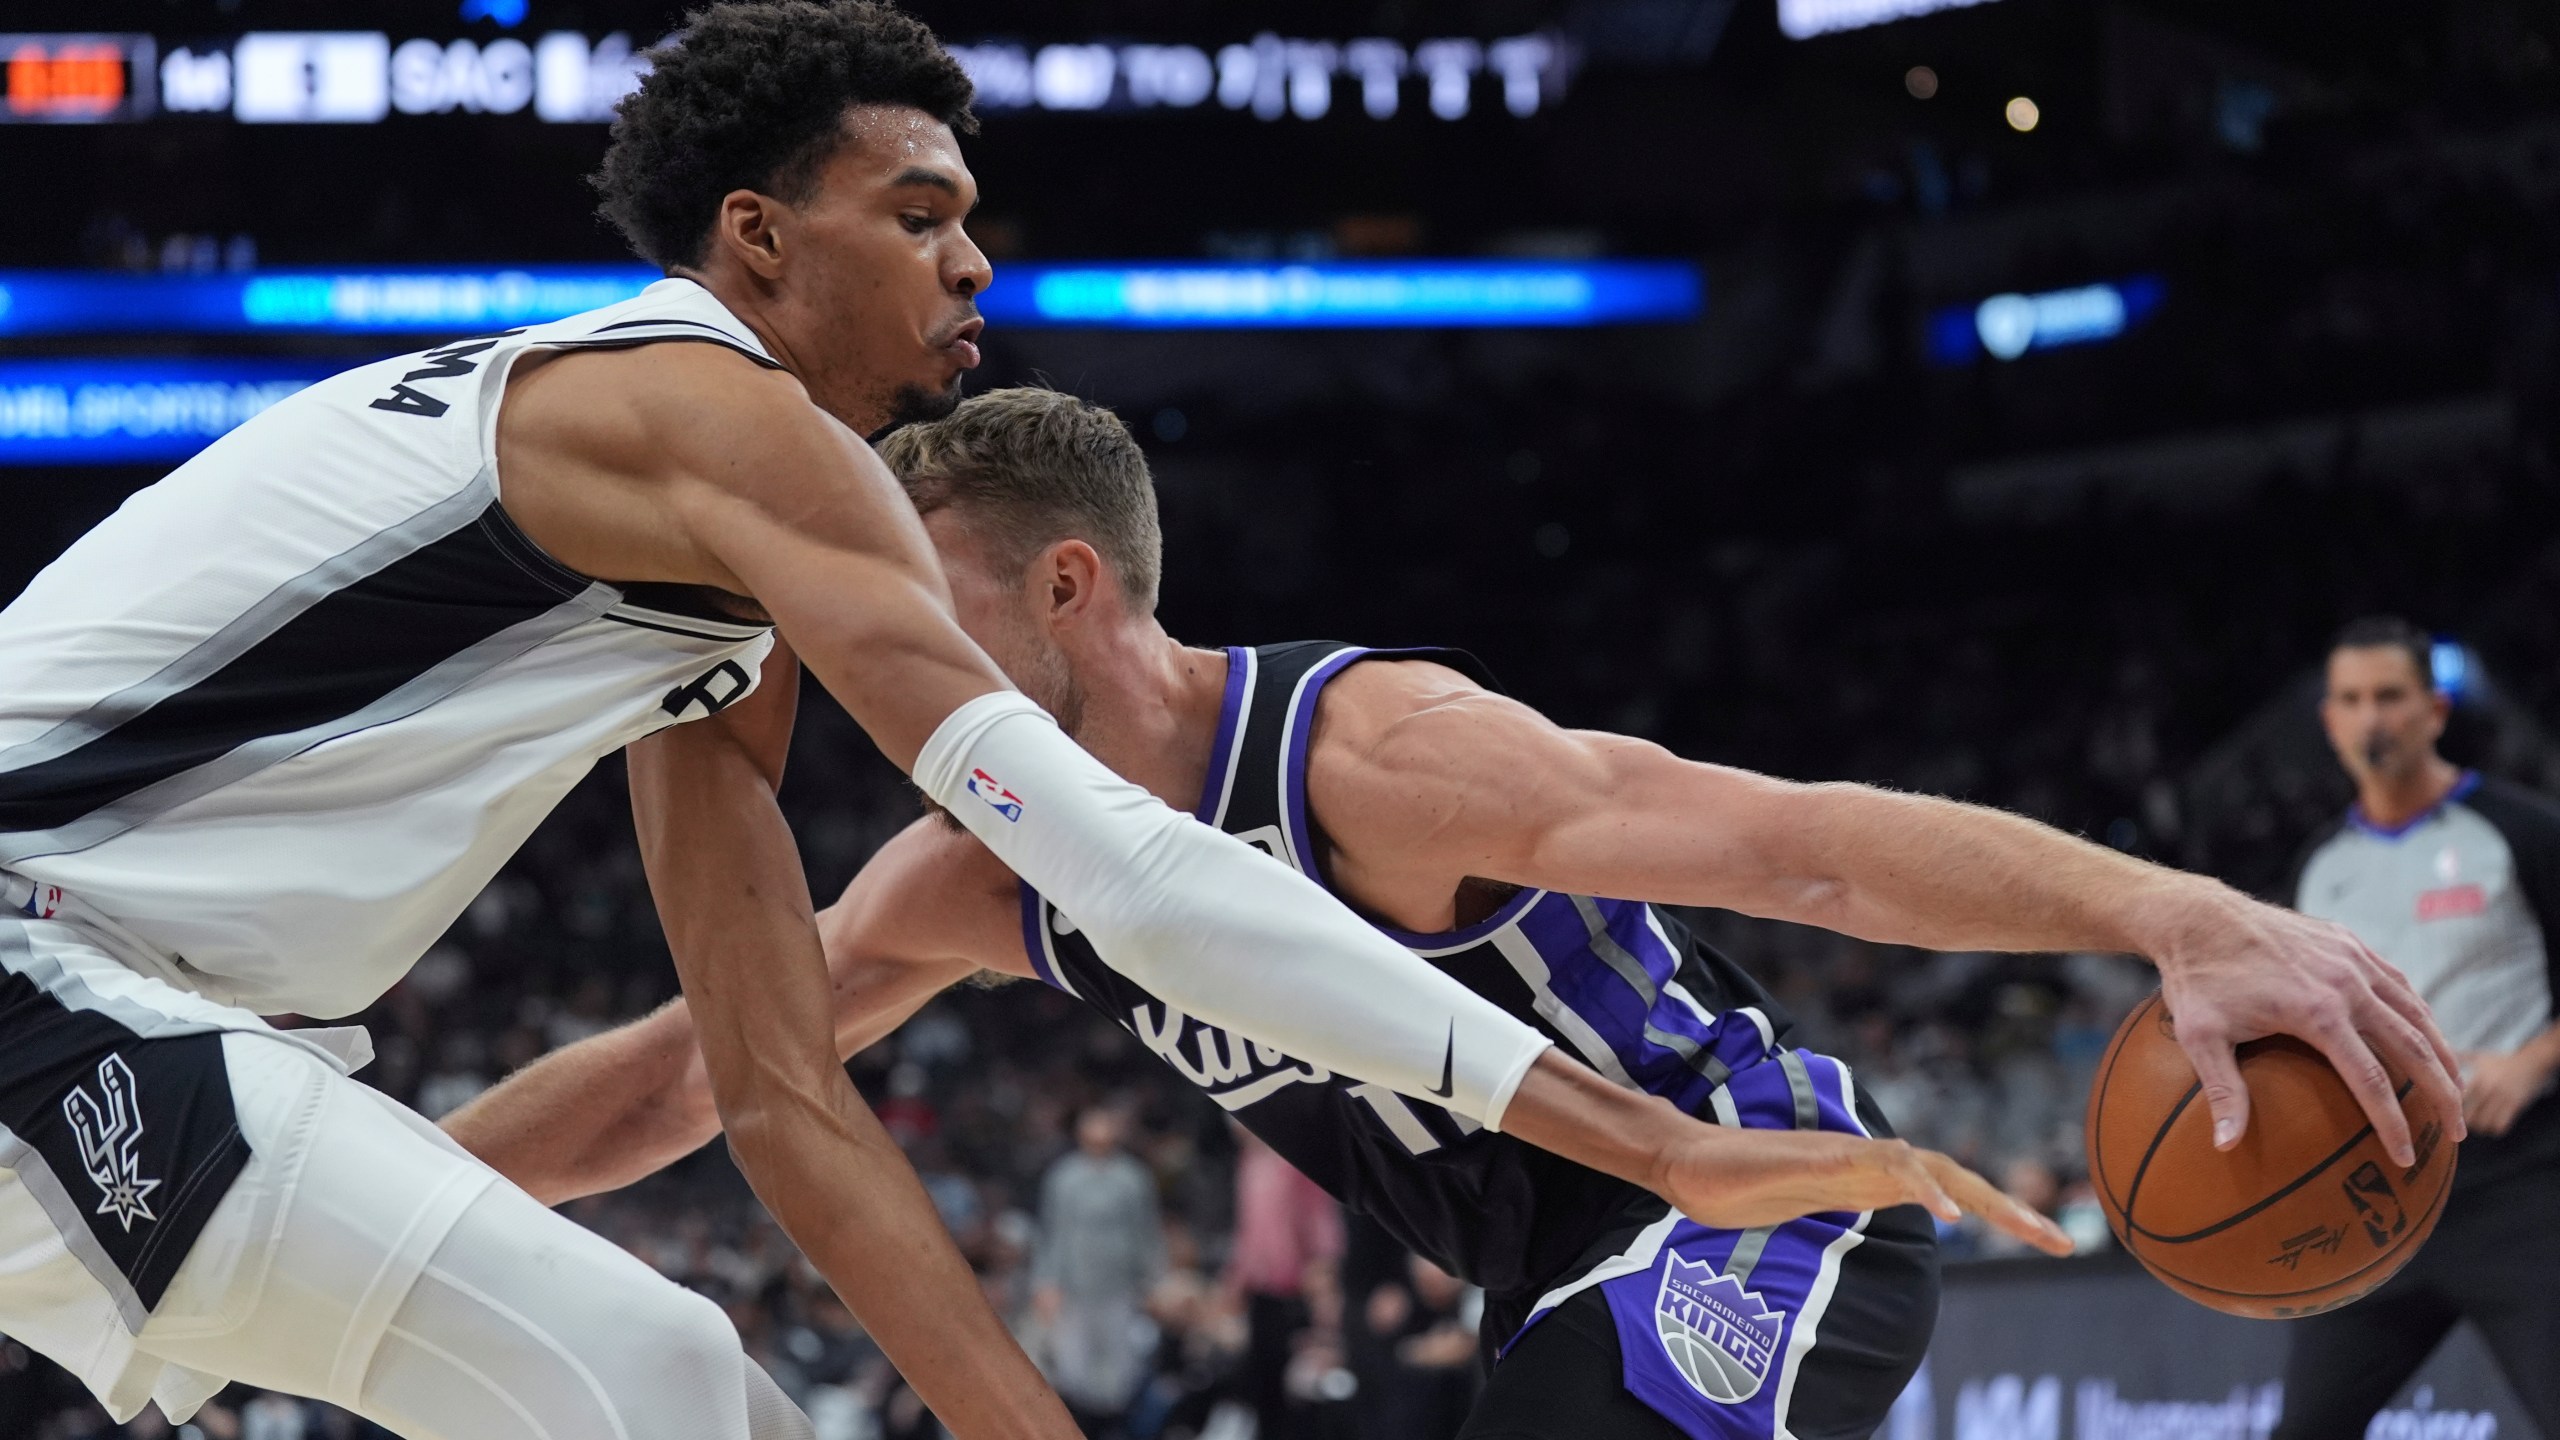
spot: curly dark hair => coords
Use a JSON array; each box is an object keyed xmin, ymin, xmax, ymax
[{"xmin": 595, "ymin": 0, "xmax": 977, "ymax": 270}]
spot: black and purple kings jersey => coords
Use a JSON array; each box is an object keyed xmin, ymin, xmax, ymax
[{"xmin": 1019, "ymin": 643, "xmax": 1938, "ymax": 1440}]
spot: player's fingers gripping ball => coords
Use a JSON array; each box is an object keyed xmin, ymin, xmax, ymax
[{"xmin": 2086, "ymin": 990, "xmax": 2458, "ymax": 1318}]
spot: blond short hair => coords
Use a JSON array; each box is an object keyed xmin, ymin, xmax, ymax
[{"xmin": 876, "ymin": 387, "xmax": 1163, "ymax": 610}]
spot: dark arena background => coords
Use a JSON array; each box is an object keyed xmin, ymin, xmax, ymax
[{"xmin": 4, "ymin": 1, "xmax": 2558, "ymax": 1436}]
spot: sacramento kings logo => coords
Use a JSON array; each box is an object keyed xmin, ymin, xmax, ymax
[{"xmin": 1654, "ymin": 1252, "xmax": 1785, "ymax": 1403}]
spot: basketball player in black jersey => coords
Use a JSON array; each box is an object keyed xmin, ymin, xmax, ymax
[{"xmin": 450, "ymin": 388, "xmax": 2462, "ymax": 1439}]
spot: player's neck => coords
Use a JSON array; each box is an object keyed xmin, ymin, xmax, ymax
[
  {"xmin": 1068, "ymin": 627, "xmax": 1230, "ymax": 814},
  {"xmin": 2356, "ymin": 754, "xmax": 2463, "ymax": 831},
  {"xmin": 669, "ymin": 266, "xmax": 891, "ymax": 434}
]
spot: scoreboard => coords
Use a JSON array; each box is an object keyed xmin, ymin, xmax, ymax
[
  {"xmin": 0, "ymin": 26, "xmax": 1571, "ymax": 128},
  {"xmin": 1, "ymin": 33, "xmax": 155, "ymax": 123}
]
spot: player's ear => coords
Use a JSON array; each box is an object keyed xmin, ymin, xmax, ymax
[
  {"xmin": 710, "ymin": 190, "xmax": 788, "ymax": 280},
  {"xmin": 1044, "ymin": 540, "xmax": 1105, "ymax": 619}
]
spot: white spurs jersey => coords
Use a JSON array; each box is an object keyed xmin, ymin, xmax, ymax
[{"xmin": 0, "ymin": 279, "xmax": 779, "ymax": 1019}]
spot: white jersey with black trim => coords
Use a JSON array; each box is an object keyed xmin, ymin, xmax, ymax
[{"xmin": 0, "ymin": 278, "xmax": 779, "ymax": 1020}]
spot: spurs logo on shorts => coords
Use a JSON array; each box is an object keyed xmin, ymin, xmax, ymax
[
  {"xmin": 1653, "ymin": 1252, "xmax": 1783, "ymax": 1404},
  {"xmin": 62, "ymin": 1055, "xmax": 161, "ymax": 1232}
]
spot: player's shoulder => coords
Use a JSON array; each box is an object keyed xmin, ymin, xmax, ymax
[
  {"xmin": 1310, "ymin": 650, "xmax": 1498, "ymax": 745},
  {"xmin": 1304, "ymin": 647, "xmax": 1574, "ymax": 822},
  {"xmin": 505, "ymin": 336, "xmax": 825, "ymax": 478}
]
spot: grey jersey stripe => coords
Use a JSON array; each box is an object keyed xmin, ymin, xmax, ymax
[
  {"xmin": 0, "ymin": 483, "xmax": 493, "ymax": 782},
  {"xmin": 1569, "ymin": 892, "xmax": 1735, "ymax": 1087},
  {"xmin": 1777, "ymin": 1049, "xmax": 1822, "ymax": 1132},
  {"xmin": 1571, "ymin": 893, "xmax": 1658, "ymax": 1003},
  {"xmin": 0, "ymin": 916, "xmax": 223, "ymax": 1042},
  {"xmin": 1722, "ymin": 1052, "xmax": 1825, "ymax": 1289},
  {"xmin": 0, "ymin": 585, "xmax": 616, "ymax": 865}
]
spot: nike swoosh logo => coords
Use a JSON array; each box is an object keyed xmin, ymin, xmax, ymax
[{"xmin": 1428, "ymin": 1023, "xmax": 1456, "ymax": 1100}]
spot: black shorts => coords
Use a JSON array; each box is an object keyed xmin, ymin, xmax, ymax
[{"xmin": 1462, "ymin": 1201, "xmax": 1939, "ymax": 1440}]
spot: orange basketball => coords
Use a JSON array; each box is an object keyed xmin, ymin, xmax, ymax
[{"xmin": 2085, "ymin": 991, "xmax": 2457, "ymax": 1319}]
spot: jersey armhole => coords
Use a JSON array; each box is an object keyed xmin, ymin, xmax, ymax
[
  {"xmin": 473, "ymin": 331, "xmax": 782, "ymax": 505},
  {"xmin": 1278, "ymin": 643, "xmax": 1507, "ymax": 890},
  {"xmin": 474, "ymin": 338, "xmax": 535, "ymax": 503},
  {"xmin": 472, "ymin": 330, "xmax": 801, "ymax": 610},
  {"xmin": 1017, "ymin": 884, "xmax": 1076, "ymax": 995}
]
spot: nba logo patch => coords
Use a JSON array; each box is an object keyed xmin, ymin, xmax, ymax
[
  {"xmin": 1653, "ymin": 1252, "xmax": 1784, "ymax": 1404},
  {"xmin": 966, "ymin": 768, "xmax": 1025, "ymax": 822}
]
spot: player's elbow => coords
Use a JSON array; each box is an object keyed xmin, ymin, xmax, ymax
[
  {"xmin": 695, "ymin": 1036, "xmax": 855, "ymax": 1163},
  {"xmin": 1775, "ymin": 874, "xmax": 1860, "ymax": 929},
  {"xmin": 713, "ymin": 1091, "xmax": 815, "ymax": 1177},
  {"xmin": 1751, "ymin": 780, "xmax": 1896, "ymax": 927}
]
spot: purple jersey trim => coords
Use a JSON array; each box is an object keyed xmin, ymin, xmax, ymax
[
  {"xmin": 1019, "ymin": 647, "xmax": 1251, "ymax": 989},
  {"xmin": 1372, "ymin": 885, "xmax": 1544, "ymax": 949},
  {"xmin": 1018, "ymin": 882, "xmax": 1067, "ymax": 991},
  {"xmin": 1195, "ymin": 647, "xmax": 1252, "ymax": 821},
  {"xmin": 1278, "ymin": 645, "xmax": 1481, "ymax": 889},
  {"xmin": 2347, "ymin": 768, "xmax": 2481, "ymax": 840},
  {"xmin": 1278, "ymin": 647, "xmax": 1371, "ymax": 877}
]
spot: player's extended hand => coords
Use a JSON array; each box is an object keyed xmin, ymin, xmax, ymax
[
  {"xmin": 1649, "ymin": 1127, "xmax": 2072, "ymax": 1256},
  {"xmin": 2152, "ymin": 890, "xmax": 2464, "ymax": 1167}
]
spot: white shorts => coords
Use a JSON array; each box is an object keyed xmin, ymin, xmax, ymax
[
  {"xmin": 0, "ymin": 913, "xmax": 803, "ymax": 1440},
  {"xmin": 0, "ymin": 912, "xmax": 492, "ymax": 1420}
]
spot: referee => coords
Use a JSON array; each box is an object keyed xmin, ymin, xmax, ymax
[{"xmin": 2274, "ymin": 617, "xmax": 2560, "ymax": 1438}]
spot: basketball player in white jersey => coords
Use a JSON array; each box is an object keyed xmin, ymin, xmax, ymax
[
  {"xmin": 0, "ymin": 6, "xmax": 2181, "ymax": 1437},
  {"xmin": 0, "ymin": 7, "xmax": 2460, "ymax": 1440}
]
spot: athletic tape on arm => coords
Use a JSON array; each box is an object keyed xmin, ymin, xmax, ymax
[{"xmin": 915, "ymin": 690, "xmax": 1552, "ymax": 1128}]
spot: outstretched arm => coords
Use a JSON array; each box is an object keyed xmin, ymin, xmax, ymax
[
  {"xmin": 454, "ymin": 808, "xmax": 2071, "ymax": 1255},
  {"xmin": 499, "ymin": 347, "xmax": 1086, "ymax": 1440},
  {"xmin": 1312, "ymin": 660, "xmax": 2465, "ymax": 1167},
  {"xmin": 496, "ymin": 344, "xmax": 2047, "ymax": 1286},
  {"xmin": 441, "ymin": 993, "xmax": 717, "ymax": 1206},
  {"xmin": 623, "ymin": 650, "xmax": 1072, "ymax": 1439},
  {"xmin": 446, "ymin": 816, "xmax": 1006, "ymax": 1205},
  {"xmin": 500, "ymin": 342, "xmax": 1556, "ymax": 1130}
]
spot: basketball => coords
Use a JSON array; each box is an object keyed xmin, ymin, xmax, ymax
[{"xmin": 2086, "ymin": 991, "xmax": 2458, "ymax": 1319}]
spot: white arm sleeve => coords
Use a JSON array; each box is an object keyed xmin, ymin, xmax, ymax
[{"xmin": 914, "ymin": 689, "xmax": 1554, "ymax": 1129}]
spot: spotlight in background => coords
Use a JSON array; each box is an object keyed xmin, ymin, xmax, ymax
[
  {"xmin": 1905, "ymin": 66, "xmax": 1939, "ymax": 99},
  {"xmin": 2006, "ymin": 95, "xmax": 2041, "ymax": 131},
  {"xmin": 2432, "ymin": 640, "xmax": 2479, "ymax": 703}
]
